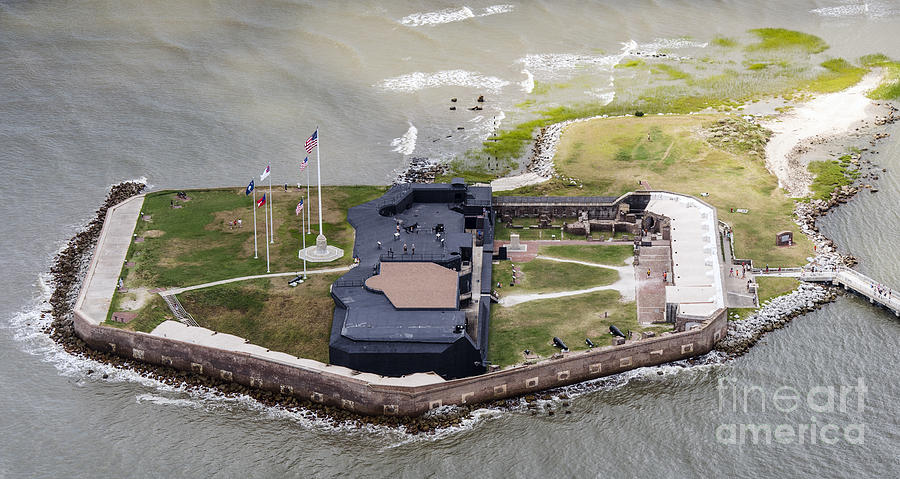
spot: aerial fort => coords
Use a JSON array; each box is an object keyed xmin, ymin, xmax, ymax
[{"xmin": 68, "ymin": 176, "xmax": 751, "ymax": 416}]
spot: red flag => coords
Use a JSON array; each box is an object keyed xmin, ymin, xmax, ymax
[{"xmin": 256, "ymin": 193, "xmax": 266, "ymax": 208}]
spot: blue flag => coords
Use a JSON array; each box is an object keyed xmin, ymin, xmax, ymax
[{"xmin": 246, "ymin": 179, "xmax": 254, "ymax": 196}]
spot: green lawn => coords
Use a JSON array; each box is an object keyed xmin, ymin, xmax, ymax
[
  {"xmin": 488, "ymin": 290, "xmax": 671, "ymax": 367},
  {"xmin": 125, "ymin": 186, "xmax": 386, "ymax": 289},
  {"xmin": 177, "ymin": 274, "xmax": 340, "ymax": 362},
  {"xmin": 538, "ymin": 244, "xmax": 634, "ymax": 266},
  {"xmin": 757, "ymin": 276, "xmax": 801, "ymax": 303},
  {"xmin": 492, "ymin": 259, "xmax": 619, "ymax": 293}
]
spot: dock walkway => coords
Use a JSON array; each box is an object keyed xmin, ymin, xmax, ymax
[{"xmin": 763, "ymin": 266, "xmax": 900, "ymax": 317}]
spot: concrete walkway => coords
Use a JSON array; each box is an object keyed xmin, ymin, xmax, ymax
[
  {"xmin": 159, "ymin": 266, "xmax": 352, "ymax": 296},
  {"xmin": 75, "ymin": 194, "xmax": 145, "ymax": 325}
]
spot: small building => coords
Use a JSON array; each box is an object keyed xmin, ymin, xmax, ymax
[{"xmin": 329, "ymin": 180, "xmax": 493, "ymax": 379}]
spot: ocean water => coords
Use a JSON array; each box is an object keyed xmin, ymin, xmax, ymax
[{"xmin": 1, "ymin": 1, "xmax": 898, "ymax": 477}]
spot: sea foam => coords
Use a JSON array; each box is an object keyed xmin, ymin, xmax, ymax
[
  {"xmin": 400, "ymin": 4, "xmax": 515, "ymax": 27},
  {"xmin": 811, "ymin": 3, "xmax": 891, "ymax": 18},
  {"xmin": 520, "ymin": 68, "xmax": 534, "ymax": 93},
  {"xmin": 379, "ymin": 70, "xmax": 510, "ymax": 92},
  {"xmin": 390, "ymin": 123, "xmax": 417, "ymax": 155}
]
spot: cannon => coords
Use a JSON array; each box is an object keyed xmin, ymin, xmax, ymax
[
  {"xmin": 609, "ymin": 325, "xmax": 626, "ymax": 338},
  {"xmin": 552, "ymin": 337, "xmax": 568, "ymax": 351},
  {"xmin": 585, "ymin": 338, "xmax": 595, "ymax": 348}
]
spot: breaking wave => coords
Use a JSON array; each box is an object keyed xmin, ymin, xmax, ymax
[
  {"xmin": 378, "ymin": 69, "xmax": 511, "ymax": 92},
  {"xmin": 811, "ymin": 2, "xmax": 894, "ymax": 18},
  {"xmin": 399, "ymin": 4, "xmax": 515, "ymax": 27},
  {"xmin": 390, "ymin": 122, "xmax": 418, "ymax": 155},
  {"xmin": 520, "ymin": 37, "xmax": 708, "ymax": 74},
  {"xmin": 520, "ymin": 68, "xmax": 534, "ymax": 93}
]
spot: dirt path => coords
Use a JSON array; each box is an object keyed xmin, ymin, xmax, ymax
[
  {"xmin": 160, "ymin": 266, "xmax": 352, "ymax": 295},
  {"xmin": 499, "ymin": 256, "xmax": 635, "ymax": 306}
]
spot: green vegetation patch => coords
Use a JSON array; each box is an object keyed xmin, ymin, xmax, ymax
[
  {"xmin": 860, "ymin": 54, "xmax": 900, "ymax": 100},
  {"xmin": 747, "ymin": 28, "xmax": 828, "ymax": 54},
  {"xmin": 178, "ymin": 275, "xmax": 340, "ymax": 363},
  {"xmin": 757, "ymin": 277, "xmax": 800, "ymax": 303},
  {"xmin": 125, "ymin": 186, "xmax": 385, "ymax": 288},
  {"xmin": 651, "ymin": 63, "xmax": 692, "ymax": 81},
  {"xmin": 104, "ymin": 294, "xmax": 171, "ymax": 333},
  {"xmin": 488, "ymin": 290, "xmax": 670, "ymax": 367},
  {"xmin": 492, "ymin": 259, "xmax": 618, "ymax": 293},
  {"xmin": 616, "ymin": 59, "xmax": 646, "ymax": 69},
  {"xmin": 712, "ymin": 36, "xmax": 738, "ymax": 48},
  {"xmin": 807, "ymin": 58, "xmax": 868, "ymax": 93},
  {"xmin": 808, "ymin": 159, "xmax": 857, "ymax": 200},
  {"xmin": 704, "ymin": 117, "xmax": 773, "ymax": 156},
  {"xmin": 538, "ymin": 244, "xmax": 634, "ymax": 266}
]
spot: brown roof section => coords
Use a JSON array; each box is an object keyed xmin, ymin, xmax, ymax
[{"xmin": 365, "ymin": 262, "xmax": 458, "ymax": 309}]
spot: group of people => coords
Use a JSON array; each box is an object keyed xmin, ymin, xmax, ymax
[
  {"xmin": 728, "ymin": 265, "xmax": 747, "ymax": 279},
  {"xmin": 871, "ymin": 282, "xmax": 893, "ymax": 300},
  {"xmin": 227, "ymin": 219, "xmax": 243, "ymax": 229}
]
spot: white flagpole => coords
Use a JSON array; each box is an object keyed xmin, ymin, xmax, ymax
[
  {"xmin": 268, "ymin": 173, "xmax": 274, "ymax": 244},
  {"xmin": 315, "ymin": 128, "xmax": 323, "ymax": 236},
  {"xmin": 264, "ymin": 196, "xmax": 270, "ymax": 273},
  {"xmin": 306, "ymin": 160, "xmax": 311, "ymax": 234},
  {"xmin": 252, "ymin": 187, "xmax": 258, "ymax": 259},
  {"xmin": 302, "ymin": 204, "xmax": 307, "ymax": 277}
]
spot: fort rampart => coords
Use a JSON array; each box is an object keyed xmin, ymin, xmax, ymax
[
  {"xmin": 71, "ymin": 193, "xmax": 727, "ymax": 417},
  {"xmin": 74, "ymin": 305, "xmax": 725, "ymax": 416}
]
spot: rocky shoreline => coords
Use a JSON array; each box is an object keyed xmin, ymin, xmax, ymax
[
  {"xmin": 715, "ymin": 141, "xmax": 884, "ymax": 357},
  {"xmin": 393, "ymin": 157, "xmax": 447, "ymax": 184}
]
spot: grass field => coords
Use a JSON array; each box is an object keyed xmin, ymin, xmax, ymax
[
  {"xmin": 177, "ymin": 274, "xmax": 340, "ymax": 362},
  {"xmin": 538, "ymin": 244, "xmax": 634, "ymax": 266},
  {"xmin": 492, "ymin": 259, "xmax": 619, "ymax": 293},
  {"xmin": 488, "ymin": 290, "xmax": 670, "ymax": 367},
  {"xmin": 504, "ymin": 114, "xmax": 814, "ymax": 266},
  {"xmin": 124, "ymin": 186, "xmax": 385, "ymax": 289}
]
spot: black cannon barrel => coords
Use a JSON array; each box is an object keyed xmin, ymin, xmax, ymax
[
  {"xmin": 609, "ymin": 325, "xmax": 626, "ymax": 338},
  {"xmin": 585, "ymin": 338, "xmax": 595, "ymax": 348},
  {"xmin": 553, "ymin": 337, "xmax": 568, "ymax": 350}
]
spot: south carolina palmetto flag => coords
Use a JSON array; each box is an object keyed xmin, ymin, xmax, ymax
[{"xmin": 295, "ymin": 198, "xmax": 304, "ymax": 216}]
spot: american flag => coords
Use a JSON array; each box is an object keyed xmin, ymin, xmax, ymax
[
  {"xmin": 299, "ymin": 156, "xmax": 309, "ymax": 172},
  {"xmin": 304, "ymin": 130, "xmax": 318, "ymax": 154},
  {"xmin": 295, "ymin": 199, "xmax": 304, "ymax": 215}
]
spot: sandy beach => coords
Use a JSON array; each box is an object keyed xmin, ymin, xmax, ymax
[{"xmin": 761, "ymin": 71, "xmax": 882, "ymax": 197}]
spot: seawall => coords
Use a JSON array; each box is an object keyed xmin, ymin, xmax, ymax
[
  {"xmin": 70, "ymin": 191, "xmax": 727, "ymax": 417},
  {"xmin": 74, "ymin": 308, "xmax": 725, "ymax": 416}
]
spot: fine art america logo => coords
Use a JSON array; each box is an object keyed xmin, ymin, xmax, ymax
[{"xmin": 715, "ymin": 377, "xmax": 866, "ymax": 445}]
